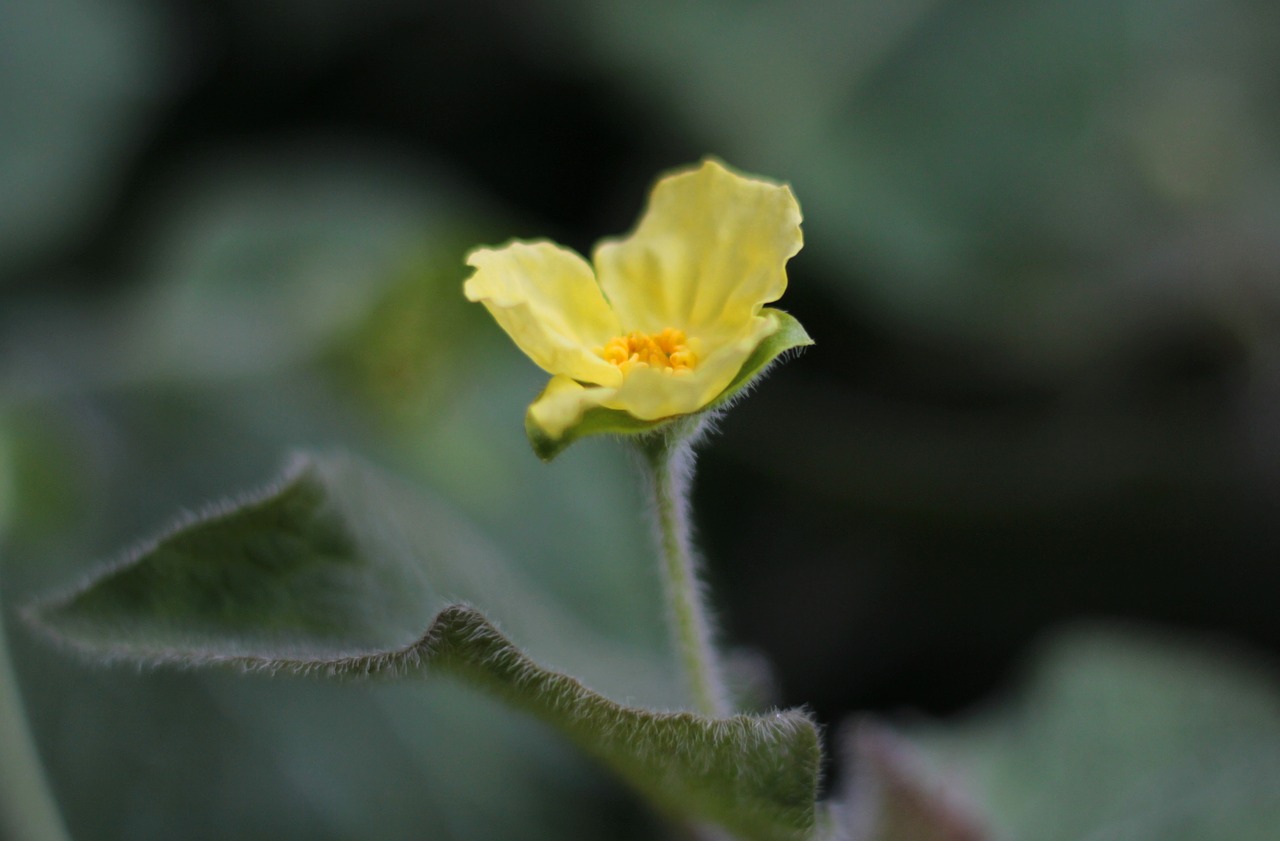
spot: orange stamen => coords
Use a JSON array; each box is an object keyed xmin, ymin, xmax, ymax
[{"xmin": 598, "ymin": 328, "xmax": 696, "ymax": 375}]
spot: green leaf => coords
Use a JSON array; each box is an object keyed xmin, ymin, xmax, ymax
[
  {"xmin": 424, "ymin": 606, "xmax": 819, "ymax": 841},
  {"xmin": 527, "ymin": 308, "xmax": 813, "ymax": 461},
  {"xmin": 908, "ymin": 626, "xmax": 1280, "ymax": 841},
  {"xmin": 28, "ymin": 453, "xmax": 820, "ymax": 841},
  {"xmin": 821, "ymin": 720, "xmax": 989, "ymax": 841},
  {"xmin": 0, "ymin": 0, "xmax": 160, "ymax": 278}
]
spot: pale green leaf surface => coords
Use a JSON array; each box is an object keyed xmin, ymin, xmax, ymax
[
  {"xmin": 1, "ymin": 390, "xmax": 662, "ymax": 841},
  {"xmin": 1, "ymin": 444, "xmax": 74, "ymax": 841},
  {"xmin": 29, "ymin": 453, "xmax": 820, "ymax": 841},
  {"xmin": 910, "ymin": 626, "xmax": 1280, "ymax": 841},
  {"xmin": 818, "ymin": 720, "xmax": 989, "ymax": 841},
  {"xmin": 561, "ymin": 0, "xmax": 1280, "ymax": 366},
  {"xmin": 0, "ymin": 426, "xmax": 13, "ymax": 540},
  {"xmin": 0, "ymin": 0, "xmax": 161, "ymax": 277},
  {"xmin": 527, "ymin": 308, "xmax": 812, "ymax": 460},
  {"xmin": 0, "ymin": 135, "xmax": 677, "ymax": 840},
  {"xmin": 0, "ymin": 148, "xmax": 461, "ymax": 405}
]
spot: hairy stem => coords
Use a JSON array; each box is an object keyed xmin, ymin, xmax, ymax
[{"xmin": 638, "ymin": 430, "xmax": 730, "ymax": 718}]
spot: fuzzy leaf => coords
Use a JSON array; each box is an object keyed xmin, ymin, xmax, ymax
[
  {"xmin": 28, "ymin": 453, "xmax": 820, "ymax": 841},
  {"xmin": 527, "ymin": 308, "xmax": 812, "ymax": 460}
]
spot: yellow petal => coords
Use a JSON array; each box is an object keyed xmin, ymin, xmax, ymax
[
  {"xmin": 527, "ymin": 375, "xmax": 616, "ymax": 440},
  {"xmin": 603, "ymin": 313, "xmax": 779, "ymax": 420},
  {"xmin": 465, "ymin": 240, "xmax": 623, "ymax": 386},
  {"xmin": 593, "ymin": 159, "xmax": 802, "ymax": 342}
]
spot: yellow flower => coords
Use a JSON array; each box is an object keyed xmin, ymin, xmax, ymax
[{"xmin": 464, "ymin": 159, "xmax": 810, "ymax": 458}]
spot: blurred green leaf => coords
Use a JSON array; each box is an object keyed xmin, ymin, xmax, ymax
[
  {"xmin": 320, "ymin": 242, "xmax": 491, "ymax": 431},
  {"xmin": 0, "ymin": 592, "xmax": 74, "ymax": 841},
  {"xmin": 0, "ymin": 424, "xmax": 12, "ymax": 540},
  {"xmin": 0, "ymin": 148, "xmax": 467, "ymax": 403},
  {"xmin": 565, "ymin": 0, "xmax": 1126, "ymax": 309},
  {"xmin": 820, "ymin": 720, "xmax": 989, "ymax": 841},
  {"xmin": 562, "ymin": 0, "xmax": 1280, "ymax": 355},
  {"xmin": 0, "ymin": 0, "xmax": 162, "ymax": 276},
  {"xmin": 911, "ymin": 626, "xmax": 1280, "ymax": 841},
  {"xmin": 31, "ymin": 453, "xmax": 820, "ymax": 841}
]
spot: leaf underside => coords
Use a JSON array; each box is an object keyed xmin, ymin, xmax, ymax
[
  {"xmin": 527, "ymin": 307, "xmax": 813, "ymax": 460},
  {"xmin": 28, "ymin": 453, "xmax": 819, "ymax": 841}
]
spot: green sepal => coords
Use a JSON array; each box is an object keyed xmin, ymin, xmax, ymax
[
  {"xmin": 27, "ymin": 453, "xmax": 820, "ymax": 841},
  {"xmin": 526, "ymin": 308, "xmax": 812, "ymax": 461}
]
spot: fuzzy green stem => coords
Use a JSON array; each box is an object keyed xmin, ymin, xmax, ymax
[{"xmin": 638, "ymin": 430, "xmax": 730, "ymax": 718}]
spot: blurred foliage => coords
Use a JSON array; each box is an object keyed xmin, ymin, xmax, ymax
[
  {"xmin": 3, "ymin": 0, "xmax": 1280, "ymax": 838},
  {"xmin": 565, "ymin": 0, "xmax": 1280, "ymax": 344},
  {"xmin": 908, "ymin": 626, "xmax": 1280, "ymax": 841},
  {"xmin": 0, "ymin": 0, "xmax": 163, "ymax": 278}
]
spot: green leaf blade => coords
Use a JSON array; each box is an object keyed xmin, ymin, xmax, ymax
[
  {"xmin": 28, "ymin": 453, "xmax": 821, "ymax": 840},
  {"xmin": 431, "ymin": 604, "xmax": 820, "ymax": 841},
  {"xmin": 35, "ymin": 457, "xmax": 432, "ymax": 661}
]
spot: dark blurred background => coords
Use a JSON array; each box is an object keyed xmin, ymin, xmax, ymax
[{"xmin": 4, "ymin": 1, "xmax": 1280, "ymax": 838}]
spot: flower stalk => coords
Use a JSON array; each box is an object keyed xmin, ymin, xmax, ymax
[{"xmin": 638, "ymin": 425, "xmax": 731, "ymax": 718}]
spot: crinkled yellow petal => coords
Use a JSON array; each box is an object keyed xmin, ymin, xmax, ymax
[
  {"xmin": 603, "ymin": 313, "xmax": 780, "ymax": 420},
  {"xmin": 464, "ymin": 240, "xmax": 623, "ymax": 386},
  {"xmin": 593, "ymin": 159, "xmax": 802, "ymax": 343},
  {"xmin": 527, "ymin": 375, "xmax": 617, "ymax": 440}
]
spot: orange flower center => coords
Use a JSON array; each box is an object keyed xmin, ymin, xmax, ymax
[{"xmin": 598, "ymin": 328, "xmax": 696, "ymax": 375}]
